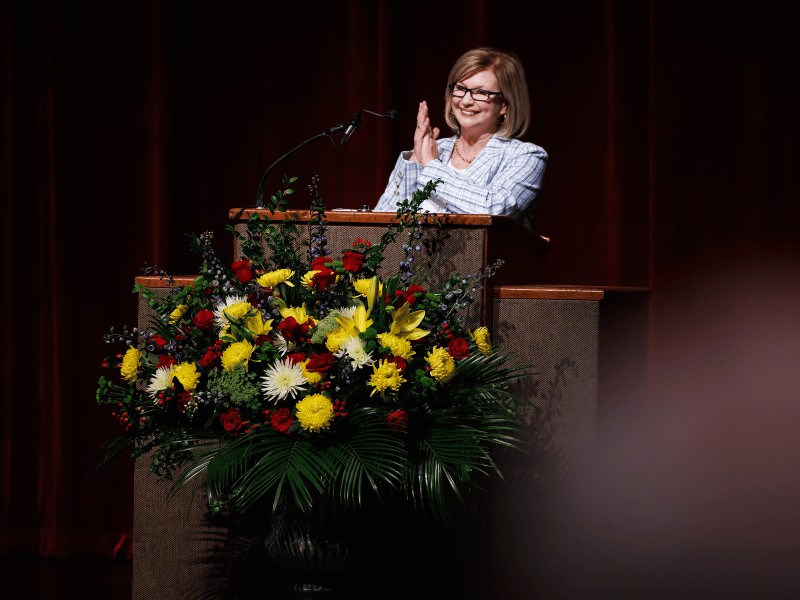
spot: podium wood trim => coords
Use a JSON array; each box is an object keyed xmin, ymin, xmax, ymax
[
  {"xmin": 493, "ymin": 285, "xmax": 650, "ymax": 300},
  {"xmin": 231, "ymin": 208, "xmax": 495, "ymax": 227},
  {"xmin": 135, "ymin": 275, "xmax": 197, "ymax": 288}
]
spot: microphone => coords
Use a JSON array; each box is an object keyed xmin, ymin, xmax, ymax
[
  {"xmin": 335, "ymin": 109, "xmax": 397, "ymax": 147},
  {"xmin": 365, "ymin": 109, "xmax": 398, "ymax": 119},
  {"xmin": 242, "ymin": 108, "xmax": 400, "ymax": 215},
  {"xmin": 339, "ymin": 111, "xmax": 363, "ymax": 146}
]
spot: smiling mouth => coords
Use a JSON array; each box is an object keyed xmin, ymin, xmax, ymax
[{"xmin": 460, "ymin": 109, "xmax": 478, "ymax": 116}]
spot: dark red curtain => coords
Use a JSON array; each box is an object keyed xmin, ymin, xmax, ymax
[{"xmin": 2, "ymin": 0, "xmax": 799, "ymax": 591}]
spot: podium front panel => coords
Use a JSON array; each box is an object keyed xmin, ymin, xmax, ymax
[{"xmin": 233, "ymin": 221, "xmax": 486, "ymax": 330}]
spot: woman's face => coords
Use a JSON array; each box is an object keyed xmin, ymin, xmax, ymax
[{"xmin": 451, "ymin": 69, "xmax": 507, "ymax": 136}]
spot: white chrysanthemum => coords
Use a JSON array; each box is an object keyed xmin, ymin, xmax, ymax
[
  {"xmin": 262, "ymin": 358, "xmax": 307, "ymax": 402},
  {"xmin": 332, "ymin": 305, "xmax": 358, "ymax": 319},
  {"xmin": 270, "ymin": 331, "xmax": 293, "ymax": 355},
  {"xmin": 146, "ymin": 365, "xmax": 176, "ymax": 400},
  {"xmin": 335, "ymin": 336, "xmax": 374, "ymax": 370},
  {"xmin": 213, "ymin": 295, "xmax": 251, "ymax": 329}
]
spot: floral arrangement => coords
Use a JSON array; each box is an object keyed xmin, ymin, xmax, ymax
[{"xmin": 96, "ymin": 176, "xmax": 527, "ymax": 522}]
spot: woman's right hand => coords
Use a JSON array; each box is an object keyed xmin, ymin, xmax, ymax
[{"xmin": 409, "ymin": 101, "xmax": 439, "ymax": 167}]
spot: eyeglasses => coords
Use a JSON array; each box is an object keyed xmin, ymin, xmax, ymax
[{"xmin": 448, "ymin": 83, "xmax": 504, "ymax": 102}]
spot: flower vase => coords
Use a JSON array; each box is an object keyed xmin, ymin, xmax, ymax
[{"xmin": 265, "ymin": 493, "xmax": 362, "ymax": 598}]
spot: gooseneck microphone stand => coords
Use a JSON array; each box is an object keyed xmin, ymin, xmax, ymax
[{"xmin": 233, "ymin": 109, "xmax": 397, "ymax": 221}]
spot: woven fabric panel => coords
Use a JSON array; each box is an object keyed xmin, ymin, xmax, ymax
[
  {"xmin": 132, "ymin": 456, "xmax": 230, "ymax": 600},
  {"xmin": 233, "ymin": 222, "xmax": 485, "ymax": 330},
  {"xmin": 485, "ymin": 298, "xmax": 599, "ymax": 599},
  {"xmin": 134, "ymin": 285, "xmax": 231, "ymax": 600},
  {"xmin": 492, "ymin": 297, "xmax": 598, "ymax": 483}
]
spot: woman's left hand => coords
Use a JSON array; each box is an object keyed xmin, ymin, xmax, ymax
[{"xmin": 413, "ymin": 101, "xmax": 440, "ymax": 168}]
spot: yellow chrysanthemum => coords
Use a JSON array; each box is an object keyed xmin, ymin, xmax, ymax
[
  {"xmin": 369, "ymin": 360, "xmax": 406, "ymax": 396},
  {"xmin": 325, "ymin": 326, "xmax": 349, "ymax": 353},
  {"xmin": 173, "ymin": 362, "xmax": 201, "ymax": 390},
  {"xmin": 376, "ymin": 332, "xmax": 415, "ymax": 360},
  {"xmin": 295, "ymin": 393, "xmax": 335, "ymax": 432},
  {"xmin": 470, "ymin": 326, "xmax": 492, "ymax": 357},
  {"xmin": 301, "ymin": 360, "xmax": 323, "ymax": 384},
  {"xmin": 120, "ymin": 347, "xmax": 141, "ymax": 383},
  {"xmin": 425, "ymin": 346, "xmax": 455, "ymax": 384},
  {"xmin": 257, "ymin": 268, "xmax": 295, "ymax": 288},
  {"xmin": 300, "ymin": 270, "xmax": 321, "ymax": 289},
  {"xmin": 221, "ymin": 340, "xmax": 255, "ymax": 371},
  {"xmin": 169, "ymin": 304, "xmax": 189, "ymax": 324},
  {"xmin": 389, "ymin": 302, "xmax": 430, "ymax": 341},
  {"xmin": 279, "ymin": 304, "xmax": 314, "ymax": 325}
]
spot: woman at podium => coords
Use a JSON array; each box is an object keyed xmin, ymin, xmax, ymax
[{"xmin": 375, "ymin": 48, "xmax": 548, "ymax": 230}]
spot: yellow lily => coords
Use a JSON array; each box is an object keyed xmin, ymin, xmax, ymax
[
  {"xmin": 335, "ymin": 305, "xmax": 373, "ymax": 337},
  {"xmin": 352, "ymin": 277, "xmax": 382, "ymax": 315},
  {"xmin": 389, "ymin": 302, "xmax": 430, "ymax": 340},
  {"xmin": 244, "ymin": 313, "xmax": 273, "ymax": 338},
  {"xmin": 278, "ymin": 304, "xmax": 314, "ymax": 325}
]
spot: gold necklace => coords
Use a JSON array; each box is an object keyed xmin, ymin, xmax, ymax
[{"xmin": 454, "ymin": 136, "xmax": 474, "ymax": 164}]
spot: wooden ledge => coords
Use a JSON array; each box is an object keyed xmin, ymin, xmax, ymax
[
  {"xmin": 493, "ymin": 285, "xmax": 651, "ymax": 300},
  {"xmin": 134, "ymin": 275, "xmax": 198, "ymax": 288},
  {"xmin": 493, "ymin": 285, "xmax": 606, "ymax": 300}
]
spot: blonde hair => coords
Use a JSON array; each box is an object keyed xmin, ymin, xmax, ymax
[{"xmin": 443, "ymin": 48, "xmax": 531, "ymax": 139}]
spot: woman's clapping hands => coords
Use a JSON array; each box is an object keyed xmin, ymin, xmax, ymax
[{"xmin": 409, "ymin": 101, "xmax": 439, "ymax": 167}]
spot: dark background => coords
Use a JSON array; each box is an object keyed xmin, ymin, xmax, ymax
[{"xmin": 2, "ymin": 0, "xmax": 799, "ymax": 597}]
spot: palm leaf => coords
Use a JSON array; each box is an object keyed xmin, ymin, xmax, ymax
[
  {"xmin": 168, "ymin": 436, "xmax": 228, "ymax": 502},
  {"xmin": 90, "ymin": 433, "xmax": 136, "ymax": 482},
  {"xmin": 215, "ymin": 431, "xmax": 338, "ymax": 514},
  {"xmin": 326, "ymin": 407, "xmax": 407, "ymax": 506},
  {"xmin": 407, "ymin": 421, "xmax": 492, "ymax": 524}
]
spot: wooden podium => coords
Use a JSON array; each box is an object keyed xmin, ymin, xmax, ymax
[{"xmin": 131, "ymin": 210, "xmax": 649, "ymax": 599}]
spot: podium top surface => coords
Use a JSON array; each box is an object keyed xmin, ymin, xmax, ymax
[
  {"xmin": 229, "ymin": 209, "xmax": 551, "ymax": 252},
  {"xmin": 231, "ymin": 209, "xmax": 502, "ymax": 227}
]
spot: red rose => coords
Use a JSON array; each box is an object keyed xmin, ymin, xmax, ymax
[
  {"xmin": 306, "ymin": 352, "xmax": 335, "ymax": 372},
  {"xmin": 277, "ymin": 316, "xmax": 309, "ymax": 343},
  {"xmin": 231, "ymin": 260, "xmax": 254, "ymax": 283},
  {"xmin": 311, "ymin": 256, "xmax": 333, "ymax": 271},
  {"xmin": 286, "ymin": 352, "xmax": 306, "ymax": 365},
  {"xmin": 246, "ymin": 292, "xmax": 264, "ymax": 309},
  {"xmin": 199, "ymin": 347, "xmax": 220, "ymax": 368},
  {"xmin": 150, "ymin": 335, "xmax": 168, "ymax": 348},
  {"xmin": 177, "ymin": 391, "xmax": 193, "ymax": 410},
  {"xmin": 220, "ymin": 409, "xmax": 243, "ymax": 432},
  {"xmin": 157, "ymin": 355, "xmax": 177, "ymax": 370},
  {"xmin": 311, "ymin": 268, "xmax": 337, "ymax": 290},
  {"xmin": 448, "ymin": 337, "xmax": 470, "ymax": 360},
  {"xmin": 255, "ymin": 334, "xmax": 272, "ymax": 347},
  {"xmin": 394, "ymin": 284, "xmax": 425, "ymax": 307},
  {"xmin": 341, "ymin": 251, "xmax": 364, "ymax": 273},
  {"xmin": 387, "ymin": 410, "xmax": 409, "ymax": 432},
  {"xmin": 271, "ymin": 408, "xmax": 293, "ymax": 433},
  {"xmin": 385, "ymin": 355, "xmax": 407, "ymax": 373},
  {"xmin": 193, "ymin": 309, "xmax": 215, "ymax": 331}
]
